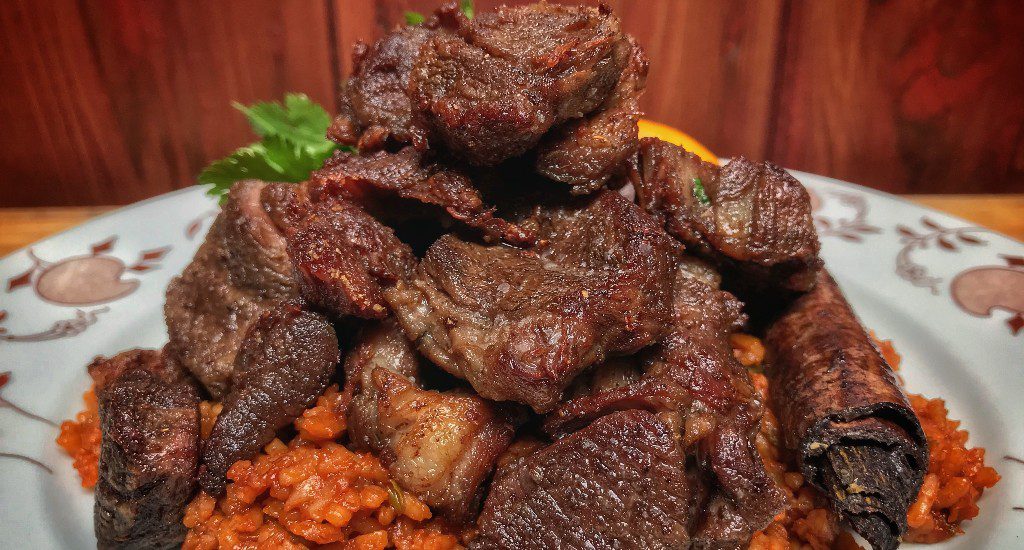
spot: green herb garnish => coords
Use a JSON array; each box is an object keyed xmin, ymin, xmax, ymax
[
  {"xmin": 404, "ymin": 11, "xmax": 425, "ymax": 25},
  {"xmin": 692, "ymin": 177, "xmax": 711, "ymax": 206},
  {"xmin": 387, "ymin": 480, "xmax": 406, "ymax": 513},
  {"xmin": 460, "ymin": 0, "xmax": 475, "ymax": 19},
  {"xmin": 198, "ymin": 93, "xmax": 340, "ymax": 202}
]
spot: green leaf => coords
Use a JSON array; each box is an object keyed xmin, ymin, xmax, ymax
[
  {"xmin": 405, "ymin": 11, "xmax": 425, "ymax": 25},
  {"xmin": 692, "ymin": 177, "xmax": 711, "ymax": 206},
  {"xmin": 199, "ymin": 136, "xmax": 337, "ymax": 203},
  {"xmin": 232, "ymin": 93, "xmax": 333, "ymax": 149},
  {"xmin": 460, "ymin": 0, "xmax": 474, "ymax": 19}
]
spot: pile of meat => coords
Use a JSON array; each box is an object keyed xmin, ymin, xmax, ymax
[{"xmin": 88, "ymin": 3, "xmax": 926, "ymax": 550}]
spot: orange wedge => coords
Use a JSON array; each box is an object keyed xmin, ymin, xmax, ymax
[{"xmin": 637, "ymin": 119, "xmax": 718, "ymax": 165}]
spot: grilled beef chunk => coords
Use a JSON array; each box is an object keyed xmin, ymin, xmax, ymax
[
  {"xmin": 199, "ymin": 305, "xmax": 339, "ymax": 496},
  {"xmin": 309, "ymin": 147, "xmax": 532, "ymax": 245},
  {"xmin": 91, "ymin": 350, "xmax": 200, "ymax": 550},
  {"xmin": 165, "ymin": 181, "xmax": 299, "ymax": 398},
  {"xmin": 332, "ymin": 3, "xmax": 628, "ymax": 167},
  {"xmin": 545, "ymin": 259, "xmax": 785, "ymax": 546},
  {"xmin": 345, "ymin": 319, "xmax": 515, "ymax": 524},
  {"xmin": 330, "ymin": 25, "xmax": 433, "ymax": 151},
  {"xmin": 473, "ymin": 410, "xmax": 703, "ymax": 549},
  {"xmin": 385, "ymin": 191, "xmax": 676, "ymax": 412},
  {"xmin": 535, "ymin": 35, "xmax": 647, "ymax": 194},
  {"xmin": 633, "ymin": 138, "xmax": 822, "ymax": 294},
  {"xmin": 764, "ymin": 269, "xmax": 927, "ymax": 550},
  {"xmin": 263, "ymin": 183, "xmax": 417, "ymax": 319}
]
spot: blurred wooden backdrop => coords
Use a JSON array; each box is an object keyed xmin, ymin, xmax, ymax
[{"xmin": 1, "ymin": 0, "xmax": 1022, "ymax": 207}]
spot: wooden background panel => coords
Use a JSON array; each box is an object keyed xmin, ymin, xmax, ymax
[
  {"xmin": 0, "ymin": 0, "xmax": 335, "ymax": 207},
  {"xmin": 1, "ymin": 0, "xmax": 1023, "ymax": 207},
  {"xmin": 772, "ymin": 0, "xmax": 1024, "ymax": 194}
]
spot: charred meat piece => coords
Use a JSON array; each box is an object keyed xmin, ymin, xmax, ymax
[
  {"xmin": 263, "ymin": 183, "xmax": 417, "ymax": 319},
  {"xmin": 199, "ymin": 305, "xmax": 339, "ymax": 496},
  {"xmin": 764, "ymin": 269, "xmax": 928, "ymax": 550},
  {"xmin": 165, "ymin": 181, "xmax": 299, "ymax": 398},
  {"xmin": 545, "ymin": 259, "xmax": 786, "ymax": 546},
  {"xmin": 473, "ymin": 410, "xmax": 703, "ymax": 549},
  {"xmin": 330, "ymin": 25, "xmax": 433, "ymax": 151},
  {"xmin": 344, "ymin": 319, "xmax": 514, "ymax": 524},
  {"xmin": 309, "ymin": 147, "xmax": 532, "ymax": 245},
  {"xmin": 91, "ymin": 349, "xmax": 200, "ymax": 550},
  {"xmin": 535, "ymin": 35, "xmax": 647, "ymax": 194},
  {"xmin": 385, "ymin": 191, "xmax": 676, "ymax": 412},
  {"xmin": 633, "ymin": 138, "xmax": 822, "ymax": 294}
]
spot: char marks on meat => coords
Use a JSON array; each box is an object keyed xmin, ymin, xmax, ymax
[
  {"xmin": 385, "ymin": 191, "xmax": 676, "ymax": 412},
  {"xmin": 165, "ymin": 181, "xmax": 299, "ymax": 398},
  {"xmin": 473, "ymin": 410, "xmax": 702, "ymax": 549},
  {"xmin": 309, "ymin": 147, "xmax": 532, "ymax": 245},
  {"xmin": 91, "ymin": 349, "xmax": 200, "ymax": 550},
  {"xmin": 263, "ymin": 182, "xmax": 417, "ymax": 319},
  {"xmin": 331, "ymin": 2, "xmax": 629, "ymax": 167},
  {"xmin": 345, "ymin": 319, "xmax": 515, "ymax": 524},
  {"xmin": 200, "ymin": 305, "xmax": 339, "ymax": 496},
  {"xmin": 633, "ymin": 138, "xmax": 822, "ymax": 294},
  {"xmin": 535, "ymin": 35, "xmax": 648, "ymax": 194},
  {"xmin": 546, "ymin": 259, "xmax": 786, "ymax": 545},
  {"xmin": 764, "ymin": 269, "xmax": 927, "ymax": 550}
]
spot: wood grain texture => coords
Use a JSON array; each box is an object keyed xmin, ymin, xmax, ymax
[
  {"xmin": 1, "ymin": 0, "xmax": 1022, "ymax": 207},
  {"xmin": 0, "ymin": 0, "xmax": 334, "ymax": 207},
  {"xmin": 772, "ymin": 0, "xmax": 1024, "ymax": 194}
]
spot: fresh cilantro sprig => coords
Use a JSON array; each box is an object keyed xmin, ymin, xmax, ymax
[
  {"xmin": 198, "ymin": 93, "xmax": 341, "ymax": 202},
  {"xmin": 406, "ymin": 0, "xmax": 473, "ymax": 25}
]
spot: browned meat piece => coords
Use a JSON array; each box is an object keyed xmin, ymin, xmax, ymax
[
  {"xmin": 309, "ymin": 147, "xmax": 532, "ymax": 245},
  {"xmin": 545, "ymin": 259, "xmax": 785, "ymax": 546},
  {"xmin": 633, "ymin": 138, "xmax": 822, "ymax": 294},
  {"xmin": 385, "ymin": 191, "xmax": 676, "ymax": 412},
  {"xmin": 344, "ymin": 319, "xmax": 515, "ymax": 524},
  {"xmin": 473, "ymin": 410, "xmax": 703, "ymax": 549},
  {"xmin": 764, "ymin": 269, "xmax": 928, "ymax": 550},
  {"xmin": 199, "ymin": 305, "xmax": 339, "ymax": 495},
  {"xmin": 91, "ymin": 349, "xmax": 200, "ymax": 550},
  {"xmin": 330, "ymin": 25, "xmax": 433, "ymax": 151},
  {"xmin": 165, "ymin": 181, "xmax": 299, "ymax": 398},
  {"xmin": 263, "ymin": 183, "xmax": 418, "ymax": 319},
  {"xmin": 535, "ymin": 35, "xmax": 647, "ymax": 194}
]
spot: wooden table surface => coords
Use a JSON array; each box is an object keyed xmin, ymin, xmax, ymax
[{"xmin": 0, "ymin": 195, "xmax": 1022, "ymax": 257}]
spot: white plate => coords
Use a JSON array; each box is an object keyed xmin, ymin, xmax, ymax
[{"xmin": 0, "ymin": 176, "xmax": 1021, "ymax": 549}]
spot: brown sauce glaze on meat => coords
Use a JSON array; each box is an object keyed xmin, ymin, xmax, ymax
[
  {"xmin": 385, "ymin": 191, "xmax": 676, "ymax": 413},
  {"xmin": 91, "ymin": 349, "xmax": 200, "ymax": 550},
  {"xmin": 473, "ymin": 410, "xmax": 703, "ymax": 549},
  {"xmin": 344, "ymin": 319, "xmax": 515, "ymax": 524},
  {"xmin": 164, "ymin": 181, "xmax": 299, "ymax": 398},
  {"xmin": 199, "ymin": 305, "xmax": 340, "ymax": 496},
  {"xmin": 633, "ymin": 138, "xmax": 822, "ymax": 295},
  {"xmin": 764, "ymin": 269, "xmax": 928, "ymax": 550}
]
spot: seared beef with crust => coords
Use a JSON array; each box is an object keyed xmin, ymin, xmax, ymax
[
  {"xmin": 385, "ymin": 191, "xmax": 676, "ymax": 412},
  {"xmin": 331, "ymin": 3, "xmax": 628, "ymax": 167},
  {"xmin": 91, "ymin": 349, "xmax": 200, "ymax": 550},
  {"xmin": 165, "ymin": 181, "xmax": 299, "ymax": 398},
  {"xmin": 535, "ymin": 35, "xmax": 647, "ymax": 194},
  {"xmin": 199, "ymin": 305, "xmax": 339, "ymax": 495},
  {"xmin": 309, "ymin": 147, "xmax": 533, "ymax": 245},
  {"xmin": 633, "ymin": 138, "xmax": 821, "ymax": 294},
  {"xmin": 473, "ymin": 410, "xmax": 703, "ymax": 549},
  {"xmin": 264, "ymin": 183, "xmax": 417, "ymax": 319},
  {"xmin": 344, "ymin": 319, "xmax": 515, "ymax": 524},
  {"xmin": 546, "ymin": 259, "xmax": 786, "ymax": 545}
]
